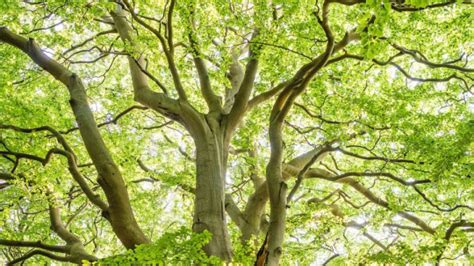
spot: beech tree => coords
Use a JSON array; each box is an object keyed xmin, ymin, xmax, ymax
[{"xmin": 0, "ymin": 0, "xmax": 473, "ymax": 265}]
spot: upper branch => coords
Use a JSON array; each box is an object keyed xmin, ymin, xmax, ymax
[
  {"xmin": 268, "ymin": 3, "xmax": 365, "ymax": 127},
  {"xmin": 121, "ymin": 0, "xmax": 188, "ymax": 100},
  {"xmin": 187, "ymin": 3, "xmax": 222, "ymax": 113},
  {"xmin": 391, "ymin": 44, "xmax": 474, "ymax": 73},
  {"xmin": 390, "ymin": 0, "xmax": 472, "ymax": 12},
  {"xmin": 111, "ymin": 5, "xmax": 182, "ymax": 121},
  {"xmin": 0, "ymin": 124, "xmax": 76, "ymax": 160},
  {"xmin": 436, "ymin": 220, "xmax": 474, "ymax": 263},
  {"xmin": 338, "ymin": 52, "xmax": 473, "ymax": 91},
  {"xmin": 0, "ymin": 27, "xmax": 71, "ymax": 85},
  {"xmin": 60, "ymin": 105, "xmax": 148, "ymax": 134},
  {"xmin": 225, "ymin": 31, "xmax": 261, "ymax": 138}
]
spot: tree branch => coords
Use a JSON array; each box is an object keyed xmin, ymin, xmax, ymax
[
  {"xmin": 0, "ymin": 240, "xmax": 67, "ymax": 253},
  {"xmin": 60, "ymin": 105, "xmax": 148, "ymax": 134},
  {"xmin": 6, "ymin": 249, "xmax": 73, "ymax": 266},
  {"xmin": 120, "ymin": 0, "xmax": 188, "ymax": 100},
  {"xmin": 225, "ymin": 31, "xmax": 261, "ymax": 139},
  {"xmin": 0, "ymin": 25, "xmax": 150, "ymax": 249},
  {"xmin": 111, "ymin": 5, "xmax": 183, "ymax": 123},
  {"xmin": 187, "ymin": 3, "xmax": 222, "ymax": 113},
  {"xmin": 391, "ymin": 43, "xmax": 474, "ymax": 73}
]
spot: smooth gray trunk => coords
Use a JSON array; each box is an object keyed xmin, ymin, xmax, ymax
[{"xmin": 192, "ymin": 128, "xmax": 233, "ymax": 261}]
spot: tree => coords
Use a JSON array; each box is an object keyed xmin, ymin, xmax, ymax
[{"xmin": 0, "ymin": 0, "xmax": 472, "ymax": 264}]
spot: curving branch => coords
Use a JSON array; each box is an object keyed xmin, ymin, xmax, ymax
[
  {"xmin": 6, "ymin": 249, "xmax": 72, "ymax": 266},
  {"xmin": 304, "ymin": 171, "xmax": 436, "ymax": 234},
  {"xmin": 387, "ymin": 61, "xmax": 470, "ymax": 90},
  {"xmin": 1, "ymin": 194, "xmax": 97, "ymax": 265},
  {"xmin": 225, "ymin": 30, "xmax": 261, "ymax": 141},
  {"xmin": 335, "ymin": 147, "xmax": 416, "ymax": 164},
  {"xmin": 0, "ymin": 147, "xmax": 108, "ymax": 210},
  {"xmin": 327, "ymin": 171, "xmax": 430, "ymax": 186},
  {"xmin": 338, "ymin": 52, "xmax": 473, "ymax": 92},
  {"xmin": 47, "ymin": 201, "xmax": 98, "ymax": 263},
  {"xmin": 0, "ymin": 150, "xmax": 54, "ymax": 166},
  {"xmin": 412, "ymin": 186, "xmax": 474, "ymax": 212},
  {"xmin": 322, "ymin": 253, "xmax": 340, "ymax": 265},
  {"xmin": 391, "ymin": 44, "xmax": 474, "ymax": 73},
  {"xmin": 0, "ymin": 124, "xmax": 75, "ymax": 158},
  {"xmin": 0, "ymin": 240, "xmax": 67, "ymax": 253},
  {"xmin": 63, "ymin": 29, "xmax": 117, "ymax": 56},
  {"xmin": 187, "ymin": 2, "xmax": 222, "ymax": 113},
  {"xmin": 120, "ymin": 0, "xmax": 188, "ymax": 101},
  {"xmin": 0, "ymin": 25, "xmax": 150, "ymax": 248},
  {"xmin": 60, "ymin": 105, "xmax": 148, "ymax": 134},
  {"xmin": 111, "ymin": 6, "xmax": 182, "ymax": 116},
  {"xmin": 0, "ymin": 124, "xmax": 111, "ymax": 209},
  {"xmin": 262, "ymin": 1, "xmax": 340, "ymax": 261},
  {"xmin": 293, "ymin": 102, "xmax": 391, "ymax": 131},
  {"xmin": 436, "ymin": 220, "xmax": 474, "ymax": 264},
  {"xmin": 390, "ymin": 0, "xmax": 472, "ymax": 12}
]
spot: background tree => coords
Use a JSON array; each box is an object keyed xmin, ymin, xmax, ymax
[{"xmin": 0, "ymin": 0, "xmax": 473, "ymax": 265}]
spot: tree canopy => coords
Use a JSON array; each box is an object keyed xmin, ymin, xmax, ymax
[{"xmin": 0, "ymin": 0, "xmax": 473, "ymax": 265}]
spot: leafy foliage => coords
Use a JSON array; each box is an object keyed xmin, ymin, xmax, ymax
[
  {"xmin": 0, "ymin": 0, "xmax": 473, "ymax": 265},
  {"xmin": 95, "ymin": 228, "xmax": 220, "ymax": 265}
]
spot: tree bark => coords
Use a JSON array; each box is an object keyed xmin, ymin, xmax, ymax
[
  {"xmin": 265, "ymin": 121, "xmax": 287, "ymax": 266},
  {"xmin": 191, "ymin": 121, "xmax": 233, "ymax": 261},
  {"xmin": 68, "ymin": 76, "xmax": 149, "ymax": 249}
]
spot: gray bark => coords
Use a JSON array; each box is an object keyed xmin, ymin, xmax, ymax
[{"xmin": 192, "ymin": 125, "xmax": 233, "ymax": 260}]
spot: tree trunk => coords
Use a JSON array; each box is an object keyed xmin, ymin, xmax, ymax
[
  {"xmin": 192, "ymin": 125, "xmax": 233, "ymax": 261},
  {"xmin": 265, "ymin": 114, "xmax": 289, "ymax": 265}
]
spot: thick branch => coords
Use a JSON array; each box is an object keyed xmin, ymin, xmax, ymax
[
  {"xmin": 225, "ymin": 31, "xmax": 260, "ymax": 140},
  {"xmin": 224, "ymin": 193, "xmax": 246, "ymax": 231},
  {"xmin": 0, "ymin": 26, "xmax": 149, "ymax": 249},
  {"xmin": 48, "ymin": 200, "xmax": 98, "ymax": 262},
  {"xmin": 111, "ymin": 7, "xmax": 182, "ymax": 122},
  {"xmin": 121, "ymin": 0, "xmax": 188, "ymax": 100}
]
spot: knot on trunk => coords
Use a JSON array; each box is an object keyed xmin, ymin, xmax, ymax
[
  {"xmin": 274, "ymin": 246, "xmax": 282, "ymax": 255},
  {"xmin": 192, "ymin": 220, "xmax": 209, "ymax": 232}
]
